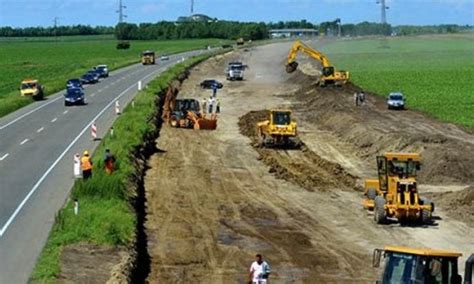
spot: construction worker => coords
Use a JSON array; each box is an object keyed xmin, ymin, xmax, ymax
[
  {"xmin": 354, "ymin": 92, "xmax": 359, "ymax": 106},
  {"xmin": 81, "ymin": 151, "xmax": 93, "ymax": 179},
  {"xmin": 248, "ymin": 254, "xmax": 271, "ymax": 284},
  {"xmin": 201, "ymin": 97, "xmax": 207, "ymax": 114},
  {"xmin": 216, "ymin": 98, "xmax": 221, "ymax": 113},
  {"xmin": 359, "ymin": 91, "xmax": 366, "ymax": 105},
  {"xmin": 212, "ymin": 83, "xmax": 218, "ymax": 97},
  {"xmin": 104, "ymin": 148, "xmax": 116, "ymax": 175},
  {"xmin": 208, "ymin": 96, "xmax": 215, "ymax": 114}
]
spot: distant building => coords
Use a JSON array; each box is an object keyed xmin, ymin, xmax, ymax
[
  {"xmin": 269, "ymin": 29, "xmax": 319, "ymax": 38},
  {"xmin": 177, "ymin": 14, "xmax": 216, "ymax": 23}
]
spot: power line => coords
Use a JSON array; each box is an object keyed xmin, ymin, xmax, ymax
[
  {"xmin": 53, "ymin": 17, "xmax": 59, "ymax": 43},
  {"xmin": 117, "ymin": 0, "xmax": 127, "ymax": 23}
]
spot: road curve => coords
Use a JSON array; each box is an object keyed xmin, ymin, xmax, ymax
[{"xmin": 0, "ymin": 49, "xmax": 209, "ymax": 283}]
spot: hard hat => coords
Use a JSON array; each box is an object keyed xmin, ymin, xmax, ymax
[{"xmin": 84, "ymin": 150, "xmax": 89, "ymax": 156}]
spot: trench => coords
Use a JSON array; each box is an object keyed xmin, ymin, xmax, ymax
[{"xmin": 128, "ymin": 71, "xmax": 189, "ymax": 282}]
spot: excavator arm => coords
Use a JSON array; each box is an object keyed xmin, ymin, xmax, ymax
[{"xmin": 286, "ymin": 40, "xmax": 333, "ymax": 75}]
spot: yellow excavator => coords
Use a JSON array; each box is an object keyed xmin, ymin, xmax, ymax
[
  {"xmin": 285, "ymin": 40, "xmax": 349, "ymax": 87},
  {"xmin": 257, "ymin": 110, "xmax": 299, "ymax": 147},
  {"xmin": 372, "ymin": 245, "xmax": 473, "ymax": 284},
  {"xmin": 363, "ymin": 153, "xmax": 434, "ymax": 225}
]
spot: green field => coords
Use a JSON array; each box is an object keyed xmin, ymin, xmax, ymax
[
  {"xmin": 318, "ymin": 34, "xmax": 474, "ymax": 127},
  {"xmin": 0, "ymin": 36, "xmax": 228, "ymax": 117}
]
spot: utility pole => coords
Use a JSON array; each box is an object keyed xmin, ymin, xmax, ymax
[
  {"xmin": 376, "ymin": 0, "xmax": 389, "ymax": 24},
  {"xmin": 53, "ymin": 17, "xmax": 59, "ymax": 43},
  {"xmin": 335, "ymin": 18, "xmax": 341, "ymax": 37},
  {"xmin": 117, "ymin": 0, "xmax": 127, "ymax": 23},
  {"xmin": 191, "ymin": 0, "xmax": 194, "ymax": 14}
]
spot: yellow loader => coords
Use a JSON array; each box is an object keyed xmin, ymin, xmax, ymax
[
  {"xmin": 363, "ymin": 153, "xmax": 434, "ymax": 225},
  {"xmin": 257, "ymin": 110, "xmax": 299, "ymax": 148},
  {"xmin": 141, "ymin": 50, "xmax": 155, "ymax": 65},
  {"xmin": 372, "ymin": 245, "xmax": 473, "ymax": 284}
]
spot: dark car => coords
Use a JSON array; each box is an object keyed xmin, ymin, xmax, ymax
[
  {"xmin": 66, "ymin": 78, "xmax": 83, "ymax": 89},
  {"xmin": 87, "ymin": 70, "xmax": 101, "ymax": 82},
  {"xmin": 200, "ymin": 79, "xmax": 223, "ymax": 89},
  {"xmin": 93, "ymin": 65, "xmax": 109, "ymax": 78},
  {"xmin": 81, "ymin": 74, "xmax": 98, "ymax": 84},
  {"xmin": 64, "ymin": 87, "xmax": 85, "ymax": 106}
]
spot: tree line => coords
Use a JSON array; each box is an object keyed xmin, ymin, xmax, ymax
[
  {"xmin": 0, "ymin": 25, "xmax": 113, "ymax": 37},
  {"xmin": 0, "ymin": 20, "xmax": 470, "ymax": 39}
]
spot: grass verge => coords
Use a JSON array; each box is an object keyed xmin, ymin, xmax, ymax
[{"xmin": 30, "ymin": 53, "xmax": 214, "ymax": 281}]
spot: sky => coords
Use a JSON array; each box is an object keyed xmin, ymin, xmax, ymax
[{"xmin": 0, "ymin": 0, "xmax": 473, "ymax": 28}]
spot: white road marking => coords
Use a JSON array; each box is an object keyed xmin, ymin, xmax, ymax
[
  {"xmin": 36, "ymin": 127, "xmax": 44, "ymax": 133},
  {"xmin": 0, "ymin": 96, "xmax": 62, "ymax": 131},
  {"xmin": 63, "ymin": 110, "xmax": 68, "ymax": 114},
  {"xmin": 91, "ymin": 93, "xmax": 96, "ymax": 97},
  {"xmin": 0, "ymin": 153, "xmax": 9, "ymax": 161},
  {"xmin": 0, "ymin": 61, "xmax": 182, "ymax": 237},
  {"xmin": 51, "ymin": 117, "xmax": 57, "ymax": 123},
  {"xmin": 20, "ymin": 139, "xmax": 28, "ymax": 145}
]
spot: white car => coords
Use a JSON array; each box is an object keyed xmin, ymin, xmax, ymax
[
  {"xmin": 387, "ymin": 92, "xmax": 406, "ymax": 110},
  {"xmin": 160, "ymin": 55, "xmax": 170, "ymax": 61}
]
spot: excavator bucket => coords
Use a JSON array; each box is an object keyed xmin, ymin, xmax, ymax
[
  {"xmin": 286, "ymin": 61, "xmax": 298, "ymax": 73},
  {"xmin": 193, "ymin": 118, "xmax": 217, "ymax": 130}
]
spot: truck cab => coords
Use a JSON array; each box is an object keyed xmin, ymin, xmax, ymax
[
  {"xmin": 20, "ymin": 79, "xmax": 44, "ymax": 100},
  {"xmin": 226, "ymin": 62, "xmax": 245, "ymax": 81},
  {"xmin": 373, "ymin": 246, "xmax": 473, "ymax": 284},
  {"xmin": 141, "ymin": 50, "xmax": 156, "ymax": 65}
]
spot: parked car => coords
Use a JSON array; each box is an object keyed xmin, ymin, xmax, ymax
[
  {"xmin": 66, "ymin": 78, "xmax": 83, "ymax": 89},
  {"xmin": 81, "ymin": 74, "xmax": 98, "ymax": 84},
  {"xmin": 387, "ymin": 92, "xmax": 406, "ymax": 110},
  {"xmin": 64, "ymin": 87, "xmax": 85, "ymax": 106},
  {"xmin": 200, "ymin": 79, "xmax": 223, "ymax": 89},
  {"xmin": 160, "ymin": 55, "xmax": 170, "ymax": 61},
  {"xmin": 93, "ymin": 65, "xmax": 109, "ymax": 78}
]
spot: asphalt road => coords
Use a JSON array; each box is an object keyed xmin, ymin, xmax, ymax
[{"xmin": 0, "ymin": 49, "xmax": 210, "ymax": 283}]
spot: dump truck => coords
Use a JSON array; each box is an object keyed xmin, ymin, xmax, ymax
[
  {"xmin": 257, "ymin": 110, "xmax": 299, "ymax": 147},
  {"xmin": 363, "ymin": 153, "xmax": 434, "ymax": 224},
  {"xmin": 372, "ymin": 245, "xmax": 473, "ymax": 284},
  {"xmin": 226, "ymin": 62, "xmax": 245, "ymax": 81},
  {"xmin": 20, "ymin": 79, "xmax": 44, "ymax": 100},
  {"xmin": 285, "ymin": 40, "xmax": 349, "ymax": 87},
  {"xmin": 141, "ymin": 50, "xmax": 155, "ymax": 65},
  {"xmin": 169, "ymin": 98, "xmax": 217, "ymax": 130}
]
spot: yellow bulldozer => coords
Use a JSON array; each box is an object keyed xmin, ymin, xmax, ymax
[
  {"xmin": 363, "ymin": 153, "xmax": 434, "ymax": 225},
  {"xmin": 372, "ymin": 245, "xmax": 473, "ymax": 284},
  {"xmin": 141, "ymin": 50, "xmax": 155, "ymax": 65},
  {"xmin": 285, "ymin": 40, "xmax": 349, "ymax": 87},
  {"xmin": 257, "ymin": 110, "xmax": 299, "ymax": 147}
]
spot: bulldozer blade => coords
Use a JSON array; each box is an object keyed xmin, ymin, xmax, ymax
[
  {"xmin": 194, "ymin": 119, "xmax": 217, "ymax": 130},
  {"xmin": 285, "ymin": 61, "xmax": 298, "ymax": 73}
]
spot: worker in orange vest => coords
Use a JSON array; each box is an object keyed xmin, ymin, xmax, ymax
[{"xmin": 81, "ymin": 150, "xmax": 93, "ymax": 179}]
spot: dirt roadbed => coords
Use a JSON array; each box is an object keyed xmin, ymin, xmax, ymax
[{"xmin": 144, "ymin": 42, "xmax": 473, "ymax": 282}]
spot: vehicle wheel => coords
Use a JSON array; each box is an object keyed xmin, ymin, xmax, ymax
[
  {"xmin": 420, "ymin": 197, "xmax": 435, "ymax": 213},
  {"xmin": 64, "ymin": 102, "xmax": 69, "ymax": 107},
  {"xmin": 421, "ymin": 208, "xmax": 431, "ymax": 224},
  {"xmin": 374, "ymin": 196, "xmax": 386, "ymax": 224},
  {"xmin": 367, "ymin": 188, "xmax": 377, "ymax": 200}
]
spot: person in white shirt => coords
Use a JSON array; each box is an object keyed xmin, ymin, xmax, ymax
[{"xmin": 248, "ymin": 254, "xmax": 271, "ymax": 284}]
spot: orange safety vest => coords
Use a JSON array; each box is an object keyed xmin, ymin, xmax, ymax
[{"xmin": 81, "ymin": 156, "xmax": 92, "ymax": 171}]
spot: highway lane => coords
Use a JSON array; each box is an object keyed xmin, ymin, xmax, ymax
[{"xmin": 0, "ymin": 49, "xmax": 208, "ymax": 283}]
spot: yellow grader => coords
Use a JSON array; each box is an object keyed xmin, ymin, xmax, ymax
[
  {"xmin": 363, "ymin": 153, "xmax": 434, "ymax": 224},
  {"xmin": 372, "ymin": 245, "xmax": 473, "ymax": 284},
  {"xmin": 257, "ymin": 110, "xmax": 299, "ymax": 147}
]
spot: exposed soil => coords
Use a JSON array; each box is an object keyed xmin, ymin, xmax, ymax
[
  {"xmin": 58, "ymin": 243, "xmax": 128, "ymax": 283},
  {"xmin": 427, "ymin": 186, "xmax": 474, "ymax": 226},
  {"xmin": 144, "ymin": 41, "xmax": 474, "ymax": 283}
]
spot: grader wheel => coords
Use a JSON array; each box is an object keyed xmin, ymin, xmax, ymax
[{"xmin": 374, "ymin": 196, "xmax": 386, "ymax": 224}]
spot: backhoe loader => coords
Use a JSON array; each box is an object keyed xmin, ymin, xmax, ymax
[
  {"xmin": 257, "ymin": 110, "xmax": 299, "ymax": 147},
  {"xmin": 285, "ymin": 40, "xmax": 349, "ymax": 87},
  {"xmin": 362, "ymin": 152, "xmax": 434, "ymax": 224},
  {"xmin": 169, "ymin": 98, "xmax": 217, "ymax": 130},
  {"xmin": 372, "ymin": 245, "xmax": 473, "ymax": 284}
]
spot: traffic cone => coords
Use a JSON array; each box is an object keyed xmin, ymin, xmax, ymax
[
  {"xmin": 115, "ymin": 100, "xmax": 121, "ymax": 115},
  {"xmin": 91, "ymin": 123, "xmax": 98, "ymax": 140}
]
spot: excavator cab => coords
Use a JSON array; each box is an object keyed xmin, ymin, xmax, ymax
[
  {"xmin": 322, "ymin": 66, "xmax": 335, "ymax": 77},
  {"xmin": 372, "ymin": 246, "xmax": 473, "ymax": 284}
]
